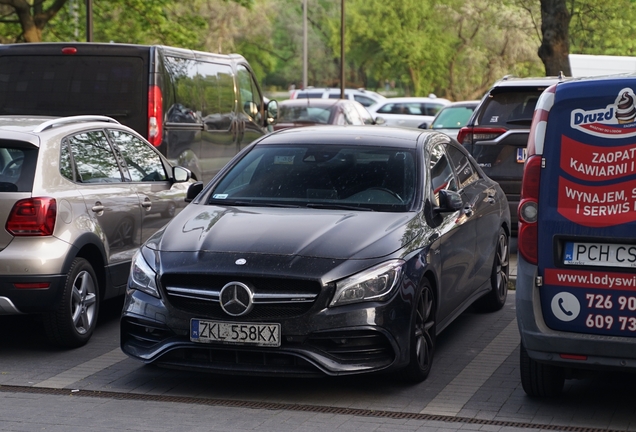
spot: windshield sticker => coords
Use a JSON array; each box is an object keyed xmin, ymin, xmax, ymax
[
  {"xmin": 571, "ymin": 87, "xmax": 636, "ymax": 138},
  {"xmin": 212, "ymin": 194, "xmax": 228, "ymax": 199},
  {"xmin": 274, "ymin": 155, "xmax": 295, "ymax": 165},
  {"xmin": 560, "ymin": 135, "xmax": 636, "ymax": 181}
]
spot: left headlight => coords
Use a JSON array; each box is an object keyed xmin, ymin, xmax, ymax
[
  {"xmin": 330, "ymin": 260, "xmax": 405, "ymax": 307},
  {"xmin": 129, "ymin": 247, "xmax": 160, "ymax": 298}
]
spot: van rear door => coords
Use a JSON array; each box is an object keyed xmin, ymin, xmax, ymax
[
  {"xmin": 0, "ymin": 43, "xmax": 149, "ymax": 136},
  {"xmin": 538, "ymin": 78, "xmax": 636, "ymax": 338}
]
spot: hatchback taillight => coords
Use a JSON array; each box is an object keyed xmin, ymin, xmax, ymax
[
  {"xmin": 148, "ymin": 85, "xmax": 163, "ymax": 147},
  {"xmin": 518, "ymin": 155, "xmax": 542, "ymax": 265},
  {"xmin": 457, "ymin": 126, "xmax": 507, "ymax": 145},
  {"xmin": 6, "ymin": 197, "xmax": 56, "ymax": 236}
]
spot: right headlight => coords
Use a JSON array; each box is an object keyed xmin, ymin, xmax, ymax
[
  {"xmin": 129, "ymin": 247, "xmax": 160, "ymax": 298},
  {"xmin": 330, "ymin": 260, "xmax": 405, "ymax": 307}
]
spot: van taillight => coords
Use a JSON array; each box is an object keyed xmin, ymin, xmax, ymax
[
  {"xmin": 148, "ymin": 85, "xmax": 163, "ymax": 147},
  {"xmin": 457, "ymin": 126, "xmax": 507, "ymax": 145},
  {"xmin": 6, "ymin": 198, "xmax": 56, "ymax": 236},
  {"xmin": 518, "ymin": 155, "xmax": 542, "ymax": 265}
]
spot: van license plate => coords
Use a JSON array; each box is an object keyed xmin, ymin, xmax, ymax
[
  {"xmin": 564, "ymin": 242, "xmax": 636, "ymax": 268},
  {"xmin": 191, "ymin": 319, "xmax": 281, "ymax": 346}
]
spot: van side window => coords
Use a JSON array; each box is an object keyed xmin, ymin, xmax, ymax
[
  {"xmin": 197, "ymin": 61, "xmax": 235, "ymax": 131},
  {"xmin": 107, "ymin": 130, "xmax": 167, "ymax": 182},
  {"xmin": 237, "ymin": 65, "xmax": 262, "ymax": 121},
  {"xmin": 67, "ymin": 131, "xmax": 122, "ymax": 183},
  {"xmin": 164, "ymin": 56, "xmax": 200, "ymax": 124}
]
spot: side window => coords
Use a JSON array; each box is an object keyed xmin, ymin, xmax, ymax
[
  {"xmin": 164, "ymin": 56, "xmax": 200, "ymax": 124},
  {"xmin": 197, "ymin": 61, "xmax": 235, "ymax": 131},
  {"xmin": 59, "ymin": 141, "xmax": 74, "ymax": 181},
  {"xmin": 353, "ymin": 95, "xmax": 375, "ymax": 107},
  {"xmin": 107, "ymin": 130, "xmax": 167, "ymax": 182},
  {"xmin": 237, "ymin": 65, "xmax": 262, "ymax": 121},
  {"xmin": 67, "ymin": 131, "xmax": 122, "ymax": 183},
  {"xmin": 446, "ymin": 143, "xmax": 479, "ymax": 188},
  {"xmin": 343, "ymin": 103, "xmax": 364, "ymax": 125},
  {"xmin": 429, "ymin": 143, "xmax": 456, "ymax": 206}
]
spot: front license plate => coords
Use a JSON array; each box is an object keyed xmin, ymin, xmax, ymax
[
  {"xmin": 564, "ymin": 242, "xmax": 636, "ymax": 268},
  {"xmin": 190, "ymin": 319, "xmax": 281, "ymax": 347}
]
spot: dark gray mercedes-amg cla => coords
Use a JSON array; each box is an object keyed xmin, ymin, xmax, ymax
[{"xmin": 121, "ymin": 125, "xmax": 511, "ymax": 383}]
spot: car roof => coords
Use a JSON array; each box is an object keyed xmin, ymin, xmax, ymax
[
  {"xmin": 259, "ymin": 125, "xmax": 434, "ymax": 147},
  {"xmin": 279, "ymin": 99, "xmax": 349, "ymax": 108},
  {"xmin": 376, "ymin": 97, "xmax": 452, "ymax": 105},
  {"xmin": 491, "ymin": 76, "xmax": 564, "ymax": 88}
]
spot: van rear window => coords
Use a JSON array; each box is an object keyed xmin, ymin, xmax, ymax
[{"xmin": 0, "ymin": 56, "xmax": 145, "ymax": 132}]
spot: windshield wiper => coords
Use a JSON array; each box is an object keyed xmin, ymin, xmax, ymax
[
  {"xmin": 306, "ymin": 203, "xmax": 374, "ymax": 211},
  {"xmin": 209, "ymin": 199, "xmax": 301, "ymax": 208}
]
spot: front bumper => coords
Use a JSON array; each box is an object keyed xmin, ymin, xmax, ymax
[
  {"xmin": 121, "ymin": 285, "xmax": 412, "ymax": 377},
  {"xmin": 516, "ymin": 254, "xmax": 636, "ymax": 371}
]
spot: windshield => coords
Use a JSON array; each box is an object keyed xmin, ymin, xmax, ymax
[
  {"xmin": 209, "ymin": 144, "xmax": 417, "ymax": 212},
  {"xmin": 278, "ymin": 105, "xmax": 332, "ymax": 124},
  {"xmin": 432, "ymin": 106, "xmax": 475, "ymax": 129}
]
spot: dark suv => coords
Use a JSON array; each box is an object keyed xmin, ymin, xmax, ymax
[{"xmin": 458, "ymin": 76, "xmax": 565, "ymax": 234}]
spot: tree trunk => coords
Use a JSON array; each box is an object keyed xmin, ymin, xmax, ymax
[{"xmin": 538, "ymin": 0, "xmax": 571, "ymax": 77}]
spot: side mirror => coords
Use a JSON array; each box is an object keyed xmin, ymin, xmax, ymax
[
  {"xmin": 435, "ymin": 189, "xmax": 463, "ymax": 212},
  {"xmin": 266, "ymin": 99, "xmax": 279, "ymax": 126},
  {"xmin": 418, "ymin": 122, "xmax": 429, "ymax": 129},
  {"xmin": 173, "ymin": 166, "xmax": 191, "ymax": 183},
  {"xmin": 185, "ymin": 181, "xmax": 204, "ymax": 203},
  {"xmin": 374, "ymin": 116, "xmax": 386, "ymax": 125}
]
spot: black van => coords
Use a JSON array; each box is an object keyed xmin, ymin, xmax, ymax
[{"xmin": 0, "ymin": 43, "xmax": 278, "ymax": 183}]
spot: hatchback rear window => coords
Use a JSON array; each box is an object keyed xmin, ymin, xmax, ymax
[
  {"xmin": 0, "ymin": 141, "xmax": 37, "ymax": 192},
  {"xmin": 476, "ymin": 88, "xmax": 546, "ymax": 128},
  {"xmin": 0, "ymin": 55, "xmax": 145, "ymax": 130}
]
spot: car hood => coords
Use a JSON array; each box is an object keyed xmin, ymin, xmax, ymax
[{"xmin": 152, "ymin": 204, "xmax": 419, "ymax": 260}]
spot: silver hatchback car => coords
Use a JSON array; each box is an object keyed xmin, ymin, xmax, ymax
[{"xmin": 0, "ymin": 115, "xmax": 192, "ymax": 348}]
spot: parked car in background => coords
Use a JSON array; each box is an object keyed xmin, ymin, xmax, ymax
[
  {"xmin": 0, "ymin": 115, "xmax": 192, "ymax": 348},
  {"xmin": 289, "ymin": 87, "xmax": 386, "ymax": 108},
  {"xmin": 368, "ymin": 96, "xmax": 451, "ymax": 129},
  {"xmin": 0, "ymin": 42, "xmax": 278, "ymax": 184},
  {"xmin": 273, "ymin": 99, "xmax": 377, "ymax": 131},
  {"xmin": 458, "ymin": 76, "xmax": 565, "ymax": 234},
  {"xmin": 121, "ymin": 125, "xmax": 511, "ymax": 383},
  {"xmin": 517, "ymin": 76, "xmax": 636, "ymax": 397},
  {"xmin": 427, "ymin": 100, "xmax": 479, "ymax": 140}
]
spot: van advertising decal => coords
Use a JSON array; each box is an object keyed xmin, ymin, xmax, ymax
[
  {"xmin": 543, "ymin": 83, "xmax": 636, "ymax": 337},
  {"xmin": 541, "ymin": 269, "xmax": 636, "ymax": 337},
  {"xmin": 571, "ymin": 88, "xmax": 636, "ymax": 137}
]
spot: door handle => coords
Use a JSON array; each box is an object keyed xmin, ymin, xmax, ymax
[
  {"xmin": 463, "ymin": 205, "xmax": 474, "ymax": 216},
  {"xmin": 141, "ymin": 198, "xmax": 152, "ymax": 209},
  {"xmin": 91, "ymin": 203, "xmax": 104, "ymax": 213}
]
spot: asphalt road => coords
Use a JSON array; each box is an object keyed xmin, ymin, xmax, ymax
[{"xmin": 0, "ymin": 275, "xmax": 635, "ymax": 431}]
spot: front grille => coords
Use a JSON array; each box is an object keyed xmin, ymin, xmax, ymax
[
  {"xmin": 162, "ymin": 274, "xmax": 322, "ymax": 320},
  {"xmin": 157, "ymin": 347, "xmax": 321, "ymax": 377}
]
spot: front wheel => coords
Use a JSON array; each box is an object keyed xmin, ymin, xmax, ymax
[
  {"xmin": 44, "ymin": 258, "xmax": 100, "ymax": 348},
  {"xmin": 401, "ymin": 281, "xmax": 436, "ymax": 383},
  {"xmin": 476, "ymin": 227, "xmax": 509, "ymax": 312},
  {"xmin": 519, "ymin": 343, "xmax": 564, "ymax": 397}
]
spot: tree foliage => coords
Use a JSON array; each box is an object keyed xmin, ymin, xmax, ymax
[{"xmin": 1, "ymin": 0, "xmax": 636, "ymax": 100}]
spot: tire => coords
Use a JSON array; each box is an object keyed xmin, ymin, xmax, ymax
[
  {"xmin": 162, "ymin": 202, "xmax": 176, "ymax": 218},
  {"xmin": 43, "ymin": 258, "xmax": 100, "ymax": 348},
  {"xmin": 519, "ymin": 343, "xmax": 565, "ymax": 397},
  {"xmin": 475, "ymin": 227, "xmax": 509, "ymax": 312},
  {"xmin": 401, "ymin": 281, "xmax": 436, "ymax": 383}
]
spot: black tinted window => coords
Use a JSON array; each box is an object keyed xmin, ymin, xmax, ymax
[
  {"xmin": 197, "ymin": 61, "xmax": 235, "ymax": 131},
  {"xmin": 477, "ymin": 88, "xmax": 544, "ymax": 128},
  {"xmin": 164, "ymin": 56, "xmax": 200, "ymax": 124},
  {"xmin": 446, "ymin": 143, "xmax": 478, "ymax": 188},
  {"xmin": 0, "ymin": 56, "xmax": 145, "ymax": 131},
  {"xmin": 0, "ymin": 141, "xmax": 36, "ymax": 192}
]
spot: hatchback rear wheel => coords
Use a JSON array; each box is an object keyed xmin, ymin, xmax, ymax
[
  {"xmin": 44, "ymin": 257, "xmax": 99, "ymax": 348},
  {"xmin": 476, "ymin": 227, "xmax": 509, "ymax": 312}
]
